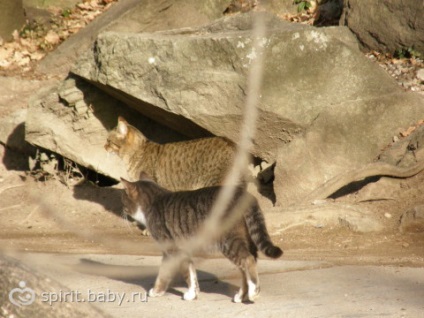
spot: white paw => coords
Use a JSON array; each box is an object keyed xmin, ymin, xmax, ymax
[
  {"xmin": 140, "ymin": 229, "xmax": 150, "ymax": 236},
  {"xmin": 248, "ymin": 280, "xmax": 260, "ymax": 302},
  {"xmin": 248, "ymin": 287, "xmax": 260, "ymax": 302},
  {"xmin": 148, "ymin": 288, "xmax": 165, "ymax": 297},
  {"xmin": 233, "ymin": 290, "xmax": 247, "ymax": 303},
  {"xmin": 183, "ymin": 289, "xmax": 198, "ymax": 301}
]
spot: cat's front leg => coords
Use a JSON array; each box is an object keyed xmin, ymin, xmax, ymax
[
  {"xmin": 149, "ymin": 253, "xmax": 177, "ymax": 297},
  {"xmin": 181, "ymin": 261, "xmax": 199, "ymax": 301},
  {"xmin": 149, "ymin": 273, "xmax": 171, "ymax": 297},
  {"xmin": 148, "ymin": 287, "xmax": 166, "ymax": 298}
]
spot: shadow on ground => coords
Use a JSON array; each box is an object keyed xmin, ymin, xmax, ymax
[
  {"xmin": 72, "ymin": 182, "xmax": 123, "ymax": 217},
  {"xmin": 72, "ymin": 258, "xmax": 239, "ymax": 300}
]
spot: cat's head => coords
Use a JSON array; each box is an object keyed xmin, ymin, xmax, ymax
[
  {"xmin": 105, "ymin": 117, "xmax": 145, "ymax": 155},
  {"xmin": 120, "ymin": 173, "xmax": 161, "ymax": 224}
]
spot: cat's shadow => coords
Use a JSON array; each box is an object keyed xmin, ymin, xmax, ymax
[
  {"xmin": 72, "ymin": 258, "xmax": 239, "ymax": 300},
  {"xmin": 72, "ymin": 181, "xmax": 123, "ymax": 218}
]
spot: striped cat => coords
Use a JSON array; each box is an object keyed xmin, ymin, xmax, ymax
[
  {"xmin": 121, "ymin": 174, "xmax": 283, "ymax": 303},
  {"xmin": 105, "ymin": 117, "xmax": 238, "ymax": 190}
]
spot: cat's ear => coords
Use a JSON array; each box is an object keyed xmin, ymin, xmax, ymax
[
  {"xmin": 139, "ymin": 171, "xmax": 153, "ymax": 182},
  {"xmin": 121, "ymin": 178, "xmax": 137, "ymax": 196},
  {"xmin": 117, "ymin": 117, "xmax": 129, "ymax": 137}
]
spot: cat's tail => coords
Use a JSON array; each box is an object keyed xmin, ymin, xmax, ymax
[{"xmin": 244, "ymin": 199, "xmax": 283, "ymax": 259}]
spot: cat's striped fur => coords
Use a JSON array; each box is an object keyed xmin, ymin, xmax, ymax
[
  {"xmin": 105, "ymin": 117, "xmax": 237, "ymax": 190},
  {"xmin": 121, "ymin": 174, "xmax": 282, "ymax": 303}
]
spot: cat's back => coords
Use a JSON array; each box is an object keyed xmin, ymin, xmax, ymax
[
  {"xmin": 148, "ymin": 185, "xmax": 254, "ymax": 243},
  {"xmin": 154, "ymin": 137, "xmax": 236, "ymax": 190},
  {"xmin": 160, "ymin": 137, "xmax": 235, "ymax": 159}
]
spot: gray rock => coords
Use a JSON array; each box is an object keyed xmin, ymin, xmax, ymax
[
  {"xmin": 68, "ymin": 12, "xmax": 423, "ymax": 206},
  {"xmin": 72, "ymin": 12, "xmax": 360, "ymax": 162},
  {"xmin": 267, "ymin": 202, "xmax": 383, "ymax": 233},
  {"xmin": 37, "ymin": 0, "xmax": 232, "ymax": 77},
  {"xmin": 399, "ymin": 205, "xmax": 424, "ymax": 233},
  {"xmin": 341, "ymin": 0, "xmax": 424, "ymax": 55}
]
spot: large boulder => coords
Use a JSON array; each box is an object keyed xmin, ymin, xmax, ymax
[
  {"xmin": 341, "ymin": 0, "xmax": 424, "ymax": 55},
  {"xmin": 72, "ymin": 12, "xmax": 362, "ymax": 163},
  {"xmin": 26, "ymin": 12, "xmax": 424, "ymax": 208},
  {"xmin": 37, "ymin": 0, "xmax": 232, "ymax": 77},
  {"xmin": 67, "ymin": 12, "xmax": 423, "ymax": 206}
]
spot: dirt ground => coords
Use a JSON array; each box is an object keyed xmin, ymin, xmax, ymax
[{"xmin": 1, "ymin": 141, "xmax": 424, "ymax": 267}]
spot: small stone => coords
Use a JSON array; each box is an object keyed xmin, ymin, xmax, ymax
[
  {"xmin": 402, "ymin": 242, "xmax": 409, "ymax": 248},
  {"xmin": 384, "ymin": 213, "xmax": 392, "ymax": 219},
  {"xmin": 312, "ymin": 199, "xmax": 327, "ymax": 205}
]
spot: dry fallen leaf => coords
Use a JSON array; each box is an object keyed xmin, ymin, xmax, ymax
[
  {"xmin": 13, "ymin": 51, "xmax": 31, "ymax": 66},
  {"xmin": 44, "ymin": 30, "xmax": 61, "ymax": 45},
  {"xmin": 29, "ymin": 51, "xmax": 45, "ymax": 61},
  {"xmin": 400, "ymin": 120, "xmax": 424, "ymax": 137},
  {"xmin": 0, "ymin": 47, "xmax": 14, "ymax": 61}
]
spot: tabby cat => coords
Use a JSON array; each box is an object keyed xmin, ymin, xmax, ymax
[
  {"xmin": 121, "ymin": 174, "xmax": 283, "ymax": 303},
  {"xmin": 105, "ymin": 117, "xmax": 238, "ymax": 190}
]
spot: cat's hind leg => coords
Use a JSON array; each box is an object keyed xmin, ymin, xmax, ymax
[
  {"xmin": 232, "ymin": 255, "xmax": 260, "ymax": 303},
  {"xmin": 244, "ymin": 255, "xmax": 260, "ymax": 301},
  {"xmin": 221, "ymin": 236, "xmax": 260, "ymax": 303},
  {"xmin": 180, "ymin": 260, "xmax": 199, "ymax": 301},
  {"xmin": 233, "ymin": 268, "xmax": 249, "ymax": 303}
]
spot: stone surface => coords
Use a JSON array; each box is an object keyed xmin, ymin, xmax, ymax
[
  {"xmin": 267, "ymin": 203, "xmax": 383, "ymax": 233},
  {"xmin": 37, "ymin": 0, "xmax": 232, "ymax": 77},
  {"xmin": 72, "ymin": 12, "xmax": 360, "ymax": 162},
  {"xmin": 341, "ymin": 0, "xmax": 424, "ymax": 55},
  {"xmin": 68, "ymin": 12, "xmax": 424, "ymax": 206},
  {"xmin": 400, "ymin": 205, "xmax": 424, "ymax": 233}
]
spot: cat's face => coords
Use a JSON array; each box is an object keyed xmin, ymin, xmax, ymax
[
  {"xmin": 121, "ymin": 178, "xmax": 147, "ymax": 225},
  {"xmin": 104, "ymin": 117, "xmax": 129, "ymax": 154}
]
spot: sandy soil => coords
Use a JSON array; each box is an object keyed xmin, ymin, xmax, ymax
[{"xmin": 1, "ymin": 142, "xmax": 423, "ymax": 268}]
